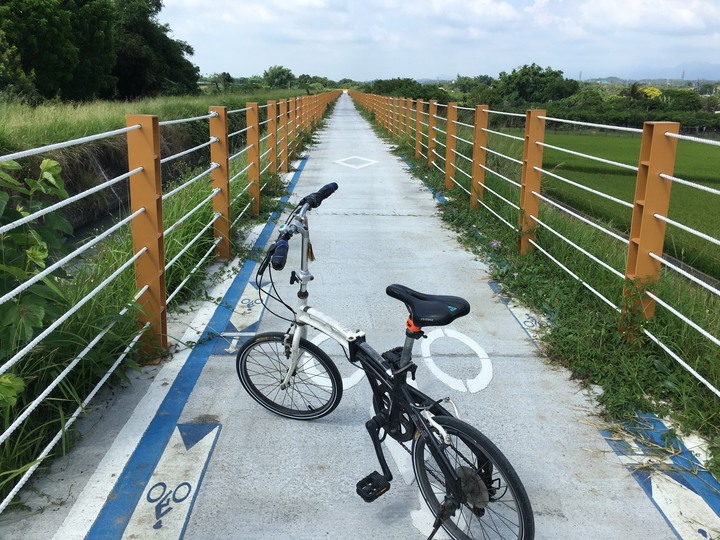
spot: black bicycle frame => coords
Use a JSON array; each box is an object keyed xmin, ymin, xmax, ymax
[{"xmin": 349, "ymin": 337, "xmax": 466, "ymax": 504}]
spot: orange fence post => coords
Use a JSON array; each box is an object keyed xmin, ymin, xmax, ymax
[
  {"xmin": 444, "ymin": 102, "xmax": 458, "ymax": 189},
  {"xmin": 395, "ymin": 98, "xmax": 401, "ymax": 137},
  {"xmin": 288, "ymin": 97, "xmax": 296, "ymax": 160},
  {"xmin": 126, "ymin": 114, "xmax": 167, "ymax": 350},
  {"xmin": 279, "ymin": 99, "xmax": 289, "ymax": 173},
  {"xmin": 405, "ymin": 97, "xmax": 413, "ymax": 136},
  {"xmin": 208, "ymin": 106, "xmax": 231, "ymax": 259},
  {"xmin": 427, "ymin": 100, "xmax": 438, "ymax": 169},
  {"xmin": 518, "ymin": 109, "xmax": 546, "ymax": 255},
  {"xmin": 415, "ymin": 99, "xmax": 424, "ymax": 159},
  {"xmin": 267, "ymin": 100, "xmax": 277, "ymax": 174},
  {"xmin": 470, "ymin": 105, "xmax": 489, "ymax": 210},
  {"xmin": 246, "ymin": 102, "xmax": 261, "ymax": 216},
  {"xmin": 623, "ymin": 121, "xmax": 680, "ymax": 321}
]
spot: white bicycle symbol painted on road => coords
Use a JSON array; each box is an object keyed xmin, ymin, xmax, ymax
[
  {"xmin": 146, "ymin": 481, "xmax": 192, "ymax": 530},
  {"xmin": 312, "ymin": 328, "xmax": 493, "ymax": 393}
]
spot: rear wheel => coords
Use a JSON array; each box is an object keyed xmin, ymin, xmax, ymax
[
  {"xmin": 412, "ymin": 416, "xmax": 534, "ymax": 539},
  {"xmin": 236, "ymin": 332, "xmax": 343, "ymax": 420}
]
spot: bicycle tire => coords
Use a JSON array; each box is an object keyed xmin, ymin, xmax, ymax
[
  {"xmin": 236, "ymin": 332, "xmax": 343, "ymax": 420},
  {"xmin": 412, "ymin": 416, "xmax": 534, "ymax": 540}
]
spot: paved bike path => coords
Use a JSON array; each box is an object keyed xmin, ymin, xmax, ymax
[{"xmin": 2, "ymin": 92, "xmax": 717, "ymax": 539}]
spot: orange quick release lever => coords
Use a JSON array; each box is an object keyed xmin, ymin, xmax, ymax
[{"xmin": 405, "ymin": 317, "xmax": 422, "ymax": 334}]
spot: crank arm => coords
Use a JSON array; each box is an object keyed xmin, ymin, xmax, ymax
[{"xmin": 365, "ymin": 415, "xmax": 393, "ymax": 482}]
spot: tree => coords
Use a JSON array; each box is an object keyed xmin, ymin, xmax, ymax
[
  {"xmin": 63, "ymin": 0, "xmax": 117, "ymax": 100},
  {"xmin": 496, "ymin": 64, "xmax": 579, "ymax": 106},
  {"xmin": 662, "ymin": 88, "xmax": 703, "ymax": 112},
  {"xmin": 263, "ymin": 65, "xmax": 295, "ymax": 89},
  {"xmin": 112, "ymin": 0, "xmax": 199, "ymax": 98},
  {"xmin": 453, "ymin": 74, "xmax": 495, "ymax": 93},
  {"xmin": 263, "ymin": 66, "xmax": 295, "ymax": 88},
  {"xmin": 297, "ymin": 73, "xmax": 312, "ymax": 90},
  {"xmin": 0, "ymin": 0, "xmax": 78, "ymax": 99},
  {"xmin": 0, "ymin": 29, "xmax": 38, "ymax": 102},
  {"xmin": 208, "ymin": 72, "xmax": 234, "ymax": 93}
]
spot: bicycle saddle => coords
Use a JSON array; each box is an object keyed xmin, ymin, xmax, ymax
[{"xmin": 386, "ymin": 284, "xmax": 470, "ymax": 327}]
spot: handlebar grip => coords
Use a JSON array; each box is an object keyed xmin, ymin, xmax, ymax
[
  {"xmin": 301, "ymin": 182, "xmax": 338, "ymax": 208},
  {"xmin": 315, "ymin": 182, "xmax": 338, "ymax": 205},
  {"xmin": 270, "ymin": 238, "xmax": 289, "ymax": 271}
]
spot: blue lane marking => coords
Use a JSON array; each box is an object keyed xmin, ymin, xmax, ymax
[
  {"xmin": 87, "ymin": 159, "xmax": 308, "ymax": 539},
  {"xmin": 602, "ymin": 413, "xmax": 720, "ymax": 539},
  {"xmin": 401, "ymin": 157, "xmax": 447, "ymax": 203},
  {"xmin": 487, "ymin": 281, "xmax": 541, "ymax": 350}
]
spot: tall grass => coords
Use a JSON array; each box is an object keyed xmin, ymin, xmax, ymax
[
  {"xmin": 362, "ymin": 106, "xmax": 720, "ymax": 475},
  {"xmin": 0, "ymin": 89, "xmax": 305, "ymax": 153}
]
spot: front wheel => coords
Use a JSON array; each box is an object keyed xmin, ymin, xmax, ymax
[
  {"xmin": 236, "ymin": 332, "xmax": 343, "ymax": 420},
  {"xmin": 412, "ymin": 416, "xmax": 534, "ymax": 539}
]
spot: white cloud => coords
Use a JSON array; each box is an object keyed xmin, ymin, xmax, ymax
[{"xmin": 158, "ymin": 0, "xmax": 720, "ymax": 80}]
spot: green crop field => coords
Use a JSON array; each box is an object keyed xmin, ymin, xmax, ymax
[{"xmin": 489, "ymin": 129, "xmax": 720, "ymax": 280}]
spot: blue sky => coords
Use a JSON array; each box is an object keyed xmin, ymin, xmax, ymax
[{"xmin": 159, "ymin": 0, "xmax": 720, "ymax": 81}]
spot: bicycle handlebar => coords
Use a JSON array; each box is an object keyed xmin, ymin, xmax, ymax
[
  {"xmin": 267, "ymin": 182, "xmax": 339, "ymax": 272},
  {"xmin": 298, "ymin": 182, "xmax": 338, "ymax": 209}
]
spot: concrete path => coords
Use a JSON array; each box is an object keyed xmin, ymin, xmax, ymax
[{"xmin": 1, "ymin": 92, "xmax": 712, "ymax": 540}]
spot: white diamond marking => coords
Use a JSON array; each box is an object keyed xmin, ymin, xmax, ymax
[{"xmin": 334, "ymin": 156, "xmax": 378, "ymax": 169}]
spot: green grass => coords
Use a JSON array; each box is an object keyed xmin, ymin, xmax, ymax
[
  {"xmin": 508, "ymin": 129, "xmax": 720, "ymax": 280},
  {"xmin": 0, "ymin": 89, "xmax": 306, "ymax": 154},
  {"xmin": 361, "ymin": 105, "xmax": 720, "ymax": 476}
]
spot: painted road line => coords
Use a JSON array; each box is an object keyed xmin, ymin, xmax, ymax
[
  {"xmin": 84, "ymin": 159, "xmax": 308, "ymax": 538},
  {"xmin": 123, "ymin": 424, "xmax": 221, "ymax": 538},
  {"xmin": 212, "ymin": 281, "xmax": 270, "ymax": 355},
  {"xmin": 420, "ymin": 328, "xmax": 493, "ymax": 393},
  {"xmin": 603, "ymin": 413, "xmax": 720, "ymax": 539}
]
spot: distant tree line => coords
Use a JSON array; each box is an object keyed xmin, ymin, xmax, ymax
[
  {"xmin": 0, "ymin": 0, "xmax": 199, "ymax": 102},
  {"xmin": 202, "ymin": 65, "xmax": 347, "ymax": 95},
  {"xmin": 364, "ymin": 64, "xmax": 720, "ymax": 132}
]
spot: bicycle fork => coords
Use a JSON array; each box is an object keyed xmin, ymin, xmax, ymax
[{"xmin": 280, "ymin": 324, "xmax": 306, "ymax": 390}]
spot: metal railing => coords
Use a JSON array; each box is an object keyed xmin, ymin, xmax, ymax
[
  {"xmin": 0, "ymin": 90, "xmax": 341, "ymax": 512},
  {"xmin": 350, "ymin": 90, "xmax": 720, "ymax": 400}
]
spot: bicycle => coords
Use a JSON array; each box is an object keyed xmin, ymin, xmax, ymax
[{"xmin": 236, "ymin": 183, "xmax": 535, "ymax": 539}]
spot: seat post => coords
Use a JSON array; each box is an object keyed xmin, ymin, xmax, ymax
[{"xmin": 400, "ymin": 317, "xmax": 424, "ymax": 366}]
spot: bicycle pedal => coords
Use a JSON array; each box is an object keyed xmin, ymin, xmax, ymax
[{"xmin": 356, "ymin": 471, "xmax": 390, "ymax": 502}]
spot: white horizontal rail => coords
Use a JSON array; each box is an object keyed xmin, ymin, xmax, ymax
[
  {"xmin": 162, "ymin": 163, "xmax": 219, "ymax": 201},
  {"xmin": 164, "ymin": 188, "xmax": 221, "ymax": 237},
  {"xmin": 538, "ymin": 141, "xmax": 638, "ymax": 172},
  {"xmin": 0, "ymin": 319, "xmax": 150, "ymax": 514},
  {"xmin": 160, "ymin": 137, "xmax": 218, "ymax": 165},
  {"xmin": 0, "ymin": 248, "xmax": 147, "ymax": 377},
  {"xmin": 535, "ymin": 166, "xmax": 634, "ymax": 209},
  {"xmin": 0, "ymin": 125, "xmax": 141, "ymax": 163},
  {"xmin": 159, "ymin": 112, "xmax": 216, "ymax": 126},
  {"xmin": 0, "ymin": 167, "xmax": 142, "ymax": 236},
  {"xmin": 0, "ymin": 208, "xmax": 145, "ymax": 306},
  {"xmin": 529, "ymin": 239, "xmax": 620, "ymax": 312},
  {"xmin": 539, "ymin": 116, "xmax": 643, "ymax": 134},
  {"xmin": 166, "ymin": 212, "xmax": 221, "ymax": 270},
  {"xmin": 642, "ymin": 328, "xmax": 720, "ymax": 398}
]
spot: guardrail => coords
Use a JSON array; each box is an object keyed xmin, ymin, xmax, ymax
[
  {"xmin": 350, "ymin": 90, "xmax": 719, "ymax": 399},
  {"xmin": 0, "ymin": 89, "xmax": 341, "ymax": 512}
]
